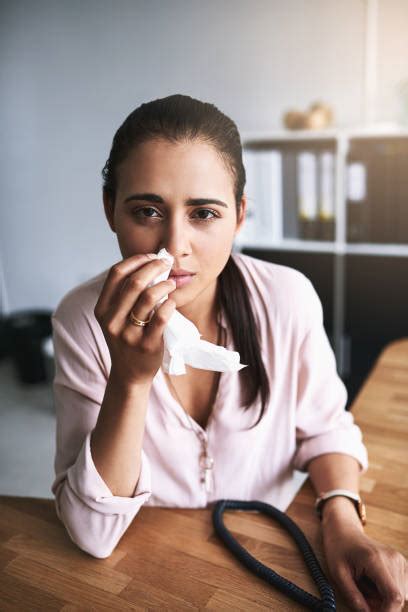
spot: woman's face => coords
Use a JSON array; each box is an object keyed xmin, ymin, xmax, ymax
[{"xmin": 104, "ymin": 138, "xmax": 246, "ymax": 313}]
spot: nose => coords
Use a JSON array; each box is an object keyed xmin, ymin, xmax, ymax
[{"xmin": 159, "ymin": 214, "xmax": 192, "ymax": 259}]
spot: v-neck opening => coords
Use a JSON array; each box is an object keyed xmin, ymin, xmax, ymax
[
  {"xmin": 159, "ymin": 362, "xmax": 225, "ymax": 433},
  {"xmin": 156, "ymin": 301, "xmax": 233, "ymax": 431}
]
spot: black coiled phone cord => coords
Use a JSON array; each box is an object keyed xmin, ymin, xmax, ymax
[{"xmin": 212, "ymin": 499, "xmax": 336, "ymax": 611}]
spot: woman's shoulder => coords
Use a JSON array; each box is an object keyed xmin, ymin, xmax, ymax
[
  {"xmin": 232, "ymin": 251, "xmax": 316, "ymax": 300},
  {"xmin": 52, "ymin": 268, "xmax": 109, "ymax": 329},
  {"xmin": 231, "ymin": 251, "xmax": 321, "ymax": 330},
  {"xmin": 52, "ymin": 269, "xmax": 111, "ymax": 386}
]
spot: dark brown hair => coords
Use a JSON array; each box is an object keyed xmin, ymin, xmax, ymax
[{"xmin": 102, "ymin": 94, "xmax": 270, "ymax": 426}]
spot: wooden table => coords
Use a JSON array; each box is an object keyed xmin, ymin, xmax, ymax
[{"xmin": 1, "ymin": 339, "xmax": 407, "ymax": 610}]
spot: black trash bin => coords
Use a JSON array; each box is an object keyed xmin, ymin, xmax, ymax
[
  {"xmin": 0, "ymin": 316, "xmax": 13, "ymax": 362},
  {"xmin": 5, "ymin": 310, "xmax": 53, "ymax": 384}
]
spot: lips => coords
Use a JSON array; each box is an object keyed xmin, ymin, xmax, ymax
[
  {"xmin": 168, "ymin": 270, "xmax": 196, "ymax": 288},
  {"xmin": 169, "ymin": 269, "xmax": 195, "ymax": 277}
]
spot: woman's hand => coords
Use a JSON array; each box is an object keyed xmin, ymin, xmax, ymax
[
  {"xmin": 322, "ymin": 523, "xmax": 407, "ymax": 611},
  {"xmin": 94, "ymin": 253, "xmax": 177, "ymax": 387}
]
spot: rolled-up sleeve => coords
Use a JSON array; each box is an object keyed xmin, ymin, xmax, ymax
[
  {"xmin": 291, "ymin": 282, "xmax": 369, "ymax": 474},
  {"xmin": 51, "ymin": 308, "xmax": 152, "ymax": 559}
]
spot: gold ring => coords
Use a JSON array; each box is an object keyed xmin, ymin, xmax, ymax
[{"xmin": 129, "ymin": 310, "xmax": 153, "ymax": 327}]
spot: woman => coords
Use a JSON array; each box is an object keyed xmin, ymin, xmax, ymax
[{"xmin": 51, "ymin": 94, "xmax": 406, "ymax": 610}]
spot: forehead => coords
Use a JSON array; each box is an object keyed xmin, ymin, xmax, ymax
[{"xmin": 116, "ymin": 138, "xmax": 235, "ymax": 198}]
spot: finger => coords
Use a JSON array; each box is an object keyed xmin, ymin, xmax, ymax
[
  {"xmin": 114, "ymin": 254, "xmax": 172, "ymax": 309},
  {"xmin": 94, "ymin": 253, "xmax": 159, "ymax": 317},
  {"xmin": 142, "ymin": 297, "xmax": 177, "ymax": 348},
  {"xmin": 365, "ymin": 556, "xmax": 406, "ymax": 612},
  {"xmin": 99, "ymin": 258, "xmax": 172, "ymax": 329},
  {"xmin": 405, "ymin": 561, "xmax": 408, "ymax": 600},
  {"xmin": 119, "ymin": 258, "xmax": 173, "ymax": 304},
  {"xmin": 334, "ymin": 564, "xmax": 370, "ymax": 612},
  {"xmin": 394, "ymin": 557, "xmax": 408, "ymax": 606},
  {"xmin": 119, "ymin": 277, "xmax": 176, "ymax": 330},
  {"xmin": 356, "ymin": 575, "xmax": 383, "ymax": 609}
]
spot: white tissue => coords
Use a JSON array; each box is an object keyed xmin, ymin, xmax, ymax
[{"xmin": 148, "ymin": 248, "xmax": 247, "ymax": 375}]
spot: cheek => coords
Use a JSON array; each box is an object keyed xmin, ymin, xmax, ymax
[
  {"xmin": 197, "ymin": 217, "xmax": 236, "ymax": 242},
  {"xmin": 116, "ymin": 220, "xmax": 155, "ymax": 255},
  {"xmin": 197, "ymin": 237, "xmax": 232, "ymax": 275},
  {"xmin": 198, "ymin": 220, "xmax": 235, "ymax": 250}
]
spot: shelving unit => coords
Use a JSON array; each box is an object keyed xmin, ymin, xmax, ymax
[{"xmin": 235, "ymin": 125, "xmax": 408, "ymax": 387}]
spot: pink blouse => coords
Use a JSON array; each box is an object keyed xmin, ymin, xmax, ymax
[{"xmin": 51, "ymin": 252, "xmax": 368, "ymax": 558}]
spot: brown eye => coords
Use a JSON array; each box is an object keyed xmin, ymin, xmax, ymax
[
  {"xmin": 193, "ymin": 209, "xmax": 219, "ymax": 221},
  {"xmin": 132, "ymin": 207, "xmax": 160, "ymax": 219}
]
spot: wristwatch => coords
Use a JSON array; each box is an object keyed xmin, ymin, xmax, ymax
[{"xmin": 315, "ymin": 489, "xmax": 367, "ymax": 525}]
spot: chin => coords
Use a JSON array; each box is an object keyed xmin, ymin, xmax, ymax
[
  {"xmin": 168, "ymin": 288, "xmax": 188, "ymax": 304},
  {"xmin": 169, "ymin": 284, "xmax": 199, "ymax": 306}
]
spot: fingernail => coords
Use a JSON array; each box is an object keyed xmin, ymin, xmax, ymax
[{"xmin": 146, "ymin": 253, "xmax": 158, "ymax": 259}]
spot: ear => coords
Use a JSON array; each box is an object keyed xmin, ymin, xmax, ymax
[
  {"xmin": 234, "ymin": 195, "xmax": 247, "ymax": 235},
  {"xmin": 103, "ymin": 189, "xmax": 116, "ymax": 233}
]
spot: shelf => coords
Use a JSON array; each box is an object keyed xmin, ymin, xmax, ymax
[
  {"xmin": 345, "ymin": 243, "xmax": 408, "ymax": 257},
  {"xmin": 241, "ymin": 130, "xmax": 408, "ymax": 375},
  {"xmin": 236, "ymin": 240, "xmax": 408, "ymax": 257},
  {"xmin": 236, "ymin": 239, "xmax": 337, "ymax": 253},
  {"xmin": 241, "ymin": 123, "xmax": 408, "ymax": 145}
]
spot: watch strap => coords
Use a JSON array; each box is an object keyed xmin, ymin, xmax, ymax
[{"xmin": 315, "ymin": 489, "xmax": 367, "ymax": 525}]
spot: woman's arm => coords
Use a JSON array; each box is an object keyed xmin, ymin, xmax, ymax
[
  {"xmin": 307, "ymin": 452, "xmax": 407, "ymax": 611},
  {"xmin": 90, "ymin": 374, "xmax": 151, "ymax": 497},
  {"xmin": 51, "ymin": 308, "xmax": 153, "ymax": 560},
  {"xmin": 52, "ymin": 377, "xmax": 153, "ymax": 560},
  {"xmin": 307, "ymin": 452, "xmax": 364, "ymax": 531}
]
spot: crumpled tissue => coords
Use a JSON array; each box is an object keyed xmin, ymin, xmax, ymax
[{"xmin": 148, "ymin": 248, "xmax": 247, "ymax": 375}]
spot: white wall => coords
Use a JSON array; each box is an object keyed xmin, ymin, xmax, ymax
[{"xmin": 1, "ymin": 0, "xmax": 406, "ymax": 313}]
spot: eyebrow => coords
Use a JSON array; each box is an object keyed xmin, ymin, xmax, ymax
[{"xmin": 123, "ymin": 193, "xmax": 228, "ymax": 208}]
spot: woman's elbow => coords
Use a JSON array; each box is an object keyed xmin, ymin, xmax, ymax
[
  {"xmin": 60, "ymin": 512, "xmax": 120, "ymax": 559},
  {"xmin": 77, "ymin": 539, "xmax": 116, "ymax": 559},
  {"xmin": 54, "ymin": 494, "xmax": 124, "ymax": 559}
]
